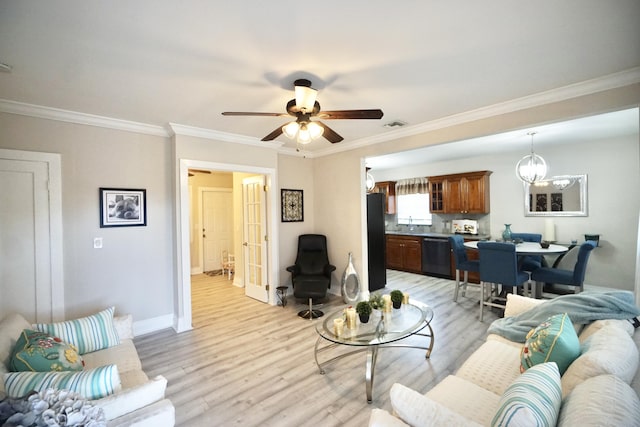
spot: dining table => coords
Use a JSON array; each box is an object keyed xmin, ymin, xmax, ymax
[{"xmin": 463, "ymin": 240, "xmax": 569, "ymax": 298}]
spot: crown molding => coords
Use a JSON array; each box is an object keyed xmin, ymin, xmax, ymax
[
  {"xmin": 309, "ymin": 67, "xmax": 640, "ymax": 158},
  {"xmin": 2, "ymin": 67, "xmax": 638, "ymax": 156},
  {"xmin": 0, "ymin": 99, "xmax": 169, "ymax": 137},
  {"xmin": 167, "ymin": 123, "xmax": 284, "ymax": 150}
]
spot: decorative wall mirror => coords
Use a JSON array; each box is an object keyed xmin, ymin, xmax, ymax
[{"xmin": 524, "ymin": 174, "xmax": 588, "ymax": 217}]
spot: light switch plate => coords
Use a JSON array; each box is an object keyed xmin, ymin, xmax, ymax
[{"xmin": 93, "ymin": 237, "xmax": 103, "ymax": 249}]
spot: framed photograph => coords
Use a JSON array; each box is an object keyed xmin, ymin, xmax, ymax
[
  {"xmin": 100, "ymin": 188, "xmax": 147, "ymax": 227},
  {"xmin": 281, "ymin": 189, "xmax": 303, "ymax": 222}
]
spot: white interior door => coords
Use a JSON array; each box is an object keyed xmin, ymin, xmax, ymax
[
  {"xmin": 242, "ymin": 176, "xmax": 268, "ymax": 302},
  {"xmin": 202, "ymin": 190, "xmax": 233, "ymax": 272},
  {"xmin": 0, "ymin": 152, "xmax": 61, "ymax": 323}
]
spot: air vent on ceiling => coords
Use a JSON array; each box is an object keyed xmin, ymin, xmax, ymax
[
  {"xmin": 384, "ymin": 120, "xmax": 407, "ymax": 128},
  {"xmin": 0, "ymin": 62, "xmax": 13, "ymax": 73}
]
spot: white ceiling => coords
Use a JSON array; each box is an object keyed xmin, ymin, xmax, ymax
[{"xmin": 1, "ymin": 1, "xmax": 639, "ymax": 154}]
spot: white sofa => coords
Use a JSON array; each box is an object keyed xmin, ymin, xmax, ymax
[
  {"xmin": 0, "ymin": 312, "xmax": 175, "ymax": 426},
  {"xmin": 369, "ymin": 294, "xmax": 640, "ymax": 427}
]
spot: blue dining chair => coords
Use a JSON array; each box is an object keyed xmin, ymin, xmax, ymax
[
  {"xmin": 510, "ymin": 232, "xmax": 543, "ymax": 272},
  {"xmin": 478, "ymin": 241, "xmax": 530, "ymax": 321},
  {"xmin": 449, "ymin": 235, "xmax": 480, "ymax": 302},
  {"xmin": 531, "ymin": 240, "xmax": 597, "ymax": 294}
]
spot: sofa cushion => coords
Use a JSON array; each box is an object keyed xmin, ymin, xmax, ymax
[
  {"xmin": 504, "ymin": 293, "xmax": 545, "ymax": 318},
  {"xmin": 0, "ymin": 313, "xmax": 32, "ymax": 368},
  {"xmin": 424, "ymin": 375, "xmax": 501, "ymax": 425},
  {"xmin": 392, "ymin": 382, "xmax": 484, "ymax": 427},
  {"xmin": 82, "ymin": 339, "xmax": 142, "ymax": 374},
  {"xmin": 369, "ymin": 408, "xmax": 410, "ymax": 427},
  {"xmin": 455, "ymin": 340, "xmax": 522, "ymax": 395},
  {"xmin": 34, "ymin": 307, "xmax": 120, "ymax": 355},
  {"xmin": 491, "ymin": 362, "xmax": 562, "ymax": 427},
  {"xmin": 579, "ymin": 318, "xmax": 634, "ymax": 342},
  {"xmin": 9, "ymin": 329, "xmax": 84, "ymax": 372},
  {"xmin": 520, "ymin": 313, "xmax": 580, "ymax": 375},
  {"xmin": 558, "ymin": 374, "xmax": 640, "ymax": 427},
  {"xmin": 94, "ymin": 375, "xmax": 167, "ymax": 421},
  {"xmin": 3, "ymin": 364, "xmax": 121, "ymax": 400},
  {"xmin": 561, "ymin": 324, "xmax": 639, "ymax": 397}
]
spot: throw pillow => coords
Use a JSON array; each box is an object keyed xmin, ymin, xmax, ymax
[
  {"xmin": 9, "ymin": 329, "xmax": 84, "ymax": 372},
  {"xmin": 3, "ymin": 364, "xmax": 121, "ymax": 400},
  {"xmin": 520, "ymin": 313, "xmax": 580, "ymax": 375},
  {"xmin": 491, "ymin": 362, "xmax": 562, "ymax": 427},
  {"xmin": 34, "ymin": 307, "xmax": 120, "ymax": 355}
]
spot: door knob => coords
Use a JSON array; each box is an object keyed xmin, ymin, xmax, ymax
[{"xmin": 243, "ymin": 242, "xmax": 248, "ymax": 246}]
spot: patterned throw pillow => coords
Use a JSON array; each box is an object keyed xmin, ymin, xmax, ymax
[
  {"xmin": 10, "ymin": 329, "xmax": 84, "ymax": 372},
  {"xmin": 34, "ymin": 307, "xmax": 120, "ymax": 355},
  {"xmin": 3, "ymin": 364, "xmax": 121, "ymax": 400},
  {"xmin": 520, "ymin": 313, "xmax": 580, "ymax": 375},
  {"xmin": 492, "ymin": 362, "xmax": 562, "ymax": 427}
]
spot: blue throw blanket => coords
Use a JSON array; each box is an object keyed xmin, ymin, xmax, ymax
[{"xmin": 487, "ymin": 291, "xmax": 640, "ymax": 343}]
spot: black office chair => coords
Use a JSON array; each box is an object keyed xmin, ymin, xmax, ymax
[
  {"xmin": 449, "ymin": 235, "xmax": 480, "ymax": 302},
  {"xmin": 286, "ymin": 234, "xmax": 336, "ymax": 319},
  {"xmin": 531, "ymin": 241, "xmax": 597, "ymax": 294}
]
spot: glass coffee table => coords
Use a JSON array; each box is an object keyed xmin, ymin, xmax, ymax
[{"xmin": 314, "ymin": 301, "xmax": 434, "ymax": 403}]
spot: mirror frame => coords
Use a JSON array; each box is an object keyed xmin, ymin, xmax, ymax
[{"xmin": 524, "ymin": 174, "xmax": 588, "ymax": 217}]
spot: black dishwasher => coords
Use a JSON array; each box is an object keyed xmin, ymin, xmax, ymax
[{"xmin": 422, "ymin": 238, "xmax": 451, "ymax": 278}]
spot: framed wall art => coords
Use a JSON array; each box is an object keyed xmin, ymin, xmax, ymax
[
  {"xmin": 100, "ymin": 188, "xmax": 147, "ymax": 227},
  {"xmin": 281, "ymin": 189, "xmax": 303, "ymax": 222}
]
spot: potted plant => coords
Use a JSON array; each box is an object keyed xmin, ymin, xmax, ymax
[
  {"xmin": 390, "ymin": 290, "xmax": 404, "ymax": 309},
  {"xmin": 368, "ymin": 293, "xmax": 385, "ymax": 311},
  {"xmin": 355, "ymin": 301, "xmax": 372, "ymax": 323}
]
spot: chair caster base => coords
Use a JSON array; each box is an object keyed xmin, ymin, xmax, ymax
[{"xmin": 298, "ymin": 309, "xmax": 324, "ymax": 319}]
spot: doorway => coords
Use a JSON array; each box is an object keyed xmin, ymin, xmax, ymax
[{"xmin": 177, "ymin": 159, "xmax": 279, "ymax": 333}]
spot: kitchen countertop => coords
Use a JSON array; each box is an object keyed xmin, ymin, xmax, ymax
[{"xmin": 385, "ymin": 231, "xmax": 491, "ymax": 240}]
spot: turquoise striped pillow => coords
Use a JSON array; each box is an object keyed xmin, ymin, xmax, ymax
[
  {"xmin": 3, "ymin": 364, "xmax": 121, "ymax": 400},
  {"xmin": 491, "ymin": 362, "xmax": 561, "ymax": 427},
  {"xmin": 34, "ymin": 307, "xmax": 120, "ymax": 354}
]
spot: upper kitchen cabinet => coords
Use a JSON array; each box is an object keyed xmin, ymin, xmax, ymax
[
  {"xmin": 373, "ymin": 181, "xmax": 396, "ymax": 214},
  {"xmin": 428, "ymin": 171, "xmax": 492, "ymax": 214}
]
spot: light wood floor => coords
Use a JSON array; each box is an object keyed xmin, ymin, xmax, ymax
[{"xmin": 134, "ymin": 270, "xmax": 499, "ymax": 427}]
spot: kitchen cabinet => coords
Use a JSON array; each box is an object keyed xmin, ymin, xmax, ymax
[
  {"xmin": 373, "ymin": 181, "xmax": 396, "ymax": 214},
  {"xmin": 428, "ymin": 171, "xmax": 492, "ymax": 214},
  {"xmin": 386, "ymin": 235, "xmax": 422, "ymax": 273}
]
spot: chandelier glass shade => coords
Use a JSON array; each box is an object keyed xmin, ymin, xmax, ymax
[
  {"xmin": 365, "ymin": 171, "xmax": 376, "ymax": 192},
  {"xmin": 516, "ymin": 132, "xmax": 547, "ymax": 184}
]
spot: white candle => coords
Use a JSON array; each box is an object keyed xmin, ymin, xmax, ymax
[
  {"xmin": 346, "ymin": 307, "xmax": 356, "ymax": 329},
  {"xmin": 383, "ymin": 295, "xmax": 392, "ymax": 312},
  {"xmin": 544, "ymin": 219, "xmax": 556, "ymax": 242},
  {"xmin": 333, "ymin": 318, "xmax": 344, "ymax": 337},
  {"xmin": 403, "ymin": 293, "xmax": 410, "ymax": 304}
]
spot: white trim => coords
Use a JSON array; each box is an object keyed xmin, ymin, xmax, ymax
[
  {"xmin": 0, "ymin": 99, "xmax": 168, "ymax": 137},
  {"xmin": 175, "ymin": 159, "xmax": 279, "ymax": 333},
  {"xmin": 132, "ymin": 314, "xmax": 174, "ymax": 337},
  {"xmin": 2, "ymin": 68, "xmax": 638, "ymax": 156},
  {"xmin": 0, "ymin": 149, "xmax": 64, "ymax": 321}
]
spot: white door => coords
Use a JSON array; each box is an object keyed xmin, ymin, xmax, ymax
[
  {"xmin": 202, "ymin": 190, "xmax": 233, "ymax": 272},
  {"xmin": 0, "ymin": 151, "xmax": 62, "ymax": 323},
  {"xmin": 242, "ymin": 176, "xmax": 269, "ymax": 302}
]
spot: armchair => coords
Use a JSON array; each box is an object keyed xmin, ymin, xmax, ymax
[{"xmin": 286, "ymin": 234, "xmax": 336, "ymax": 319}]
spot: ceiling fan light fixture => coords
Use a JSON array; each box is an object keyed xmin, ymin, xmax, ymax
[
  {"xmin": 294, "ymin": 84, "xmax": 317, "ymax": 112},
  {"xmin": 306, "ymin": 121, "xmax": 324, "ymax": 140},
  {"xmin": 282, "ymin": 121, "xmax": 299, "ymax": 139},
  {"xmin": 297, "ymin": 124, "xmax": 312, "ymax": 144}
]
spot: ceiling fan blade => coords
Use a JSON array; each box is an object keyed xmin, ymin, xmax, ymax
[
  {"xmin": 222, "ymin": 112, "xmax": 289, "ymax": 117},
  {"xmin": 316, "ymin": 121, "xmax": 344, "ymax": 143},
  {"xmin": 261, "ymin": 126, "xmax": 284, "ymax": 141},
  {"xmin": 317, "ymin": 109, "xmax": 384, "ymax": 120}
]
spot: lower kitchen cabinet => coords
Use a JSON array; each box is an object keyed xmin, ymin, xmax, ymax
[{"xmin": 386, "ymin": 235, "xmax": 422, "ymax": 274}]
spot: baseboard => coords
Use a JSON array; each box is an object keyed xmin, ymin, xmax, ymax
[{"xmin": 133, "ymin": 313, "xmax": 175, "ymax": 337}]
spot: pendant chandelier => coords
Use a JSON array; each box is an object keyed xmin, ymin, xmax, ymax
[
  {"xmin": 365, "ymin": 167, "xmax": 376, "ymax": 192},
  {"xmin": 516, "ymin": 131, "xmax": 547, "ymax": 184}
]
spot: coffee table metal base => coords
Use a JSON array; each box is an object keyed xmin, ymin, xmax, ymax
[{"xmin": 314, "ymin": 324, "xmax": 434, "ymax": 403}]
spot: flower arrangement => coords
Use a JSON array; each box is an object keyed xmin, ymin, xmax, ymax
[{"xmin": 368, "ymin": 293, "xmax": 385, "ymax": 310}]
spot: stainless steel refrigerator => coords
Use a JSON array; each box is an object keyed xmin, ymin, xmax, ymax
[{"xmin": 367, "ymin": 193, "xmax": 387, "ymax": 291}]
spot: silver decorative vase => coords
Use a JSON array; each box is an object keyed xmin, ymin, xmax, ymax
[{"xmin": 341, "ymin": 252, "xmax": 362, "ymax": 304}]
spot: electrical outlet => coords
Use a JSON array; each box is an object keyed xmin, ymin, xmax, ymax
[{"xmin": 93, "ymin": 237, "xmax": 103, "ymax": 249}]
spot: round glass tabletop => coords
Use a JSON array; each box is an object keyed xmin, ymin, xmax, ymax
[{"xmin": 316, "ymin": 301, "xmax": 434, "ymax": 346}]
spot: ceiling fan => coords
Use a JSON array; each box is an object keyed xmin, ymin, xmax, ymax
[{"xmin": 222, "ymin": 79, "xmax": 384, "ymax": 144}]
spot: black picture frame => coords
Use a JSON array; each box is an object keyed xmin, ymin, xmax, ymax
[
  {"xmin": 281, "ymin": 189, "xmax": 303, "ymax": 222},
  {"xmin": 99, "ymin": 188, "xmax": 147, "ymax": 227}
]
